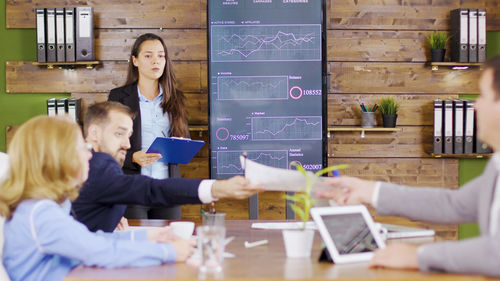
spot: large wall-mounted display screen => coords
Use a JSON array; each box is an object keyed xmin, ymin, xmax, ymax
[{"xmin": 208, "ymin": 1, "xmax": 326, "ymax": 192}]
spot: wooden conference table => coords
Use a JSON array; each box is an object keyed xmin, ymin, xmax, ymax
[{"xmin": 65, "ymin": 220, "xmax": 493, "ymax": 281}]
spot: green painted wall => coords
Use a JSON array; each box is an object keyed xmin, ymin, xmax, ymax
[
  {"xmin": 0, "ymin": 0, "xmax": 68, "ymax": 153},
  {"xmin": 458, "ymin": 31, "xmax": 500, "ymax": 239}
]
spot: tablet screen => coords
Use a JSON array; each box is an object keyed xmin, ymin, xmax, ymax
[{"xmin": 322, "ymin": 213, "xmax": 379, "ymax": 255}]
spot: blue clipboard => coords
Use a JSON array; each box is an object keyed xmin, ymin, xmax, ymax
[{"xmin": 146, "ymin": 137, "xmax": 205, "ymax": 164}]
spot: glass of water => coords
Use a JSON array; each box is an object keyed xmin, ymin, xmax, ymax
[{"xmin": 197, "ymin": 225, "xmax": 226, "ymax": 273}]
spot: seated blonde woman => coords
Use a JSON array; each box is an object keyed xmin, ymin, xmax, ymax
[{"xmin": 0, "ymin": 116, "xmax": 195, "ymax": 281}]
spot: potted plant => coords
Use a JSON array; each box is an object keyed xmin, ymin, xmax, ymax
[
  {"xmin": 282, "ymin": 162, "xmax": 349, "ymax": 258},
  {"xmin": 379, "ymin": 97, "xmax": 399, "ymax": 128},
  {"xmin": 427, "ymin": 31, "xmax": 449, "ymax": 62}
]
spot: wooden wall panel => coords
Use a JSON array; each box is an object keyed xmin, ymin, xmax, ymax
[
  {"xmin": 6, "ymin": 0, "xmax": 204, "ymax": 29},
  {"xmin": 329, "ymin": 0, "xmax": 500, "ymax": 30},
  {"xmin": 329, "ymin": 126, "xmax": 434, "ymax": 158},
  {"xmin": 95, "ymin": 29, "xmax": 206, "ymax": 61},
  {"xmin": 6, "ymin": 61, "xmax": 206, "ymax": 94},
  {"xmin": 328, "ymin": 30, "xmax": 443, "ymax": 62},
  {"xmin": 327, "ymin": 94, "xmax": 460, "ymax": 126},
  {"xmin": 330, "ymin": 62, "xmax": 480, "ymax": 94},
  {"xmin": 328, "ymin": 158, "xmax": 459, "ymax": 188}
]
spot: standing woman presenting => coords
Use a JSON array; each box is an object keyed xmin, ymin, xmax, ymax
[{"xmin": 109, "ymin": 33, "xmax": 189, "ymax": 220}]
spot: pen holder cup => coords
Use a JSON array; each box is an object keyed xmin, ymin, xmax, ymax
[
  {"xmin": 202, "ymin": 212, "xmax": 226, "ymax": 227},
  {"xmin": 361, "ymin": 112, "xmax": 376, "ymax": 128}
]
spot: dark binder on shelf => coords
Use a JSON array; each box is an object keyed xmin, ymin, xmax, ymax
[
  {"xmin": 464, "ymin": 100, "xmax": 474, "ymax": 154},
  {"xmin": 47, "ymin": 98, "xmax": 56, "ymax": 117},
  {"xmin": 468, "ymin": 9, "xmax": 478, "ymax": 63},
  {"xmin": 56, "ymin": 98, "xmax": 68, "ymax": 117},
  {"xmin": 76, "ymin": 7, "xmax": 94, "ymax": 61},
  {"xmin": 146, "ymin": 137, "xmax": 205, "ymax": 164},
  {"xmin": 450, "ymin": 9, "xmax": 469, "ymax": 63},
  {"xmin": 478, "ymin": 9, "xmax": 487, "ymax": 62},
  {"xmin": 36, "ymin": 8, "xmax": 46, "ymax": 62},
  {"xmin": 453, "ymin": 100, "xmax": 464, "ymax": 154},
  {"xmin": 65, "ymin": 8, "xmax": 76, "ymax": 62},
  {"xmin": 67, "ymin": 98, "xmax": 82, "ymax": 124},
  {"xmin": 46, "ymin": 8, "xmax": 57, "ymax": 62},
  {"xmin": 474, "ymin": 111, "xmax": 493, "ymax": 154},
  {"xmin": 55, "ymin": 8, "xmax": 65, "ymax": 62},
  {"xmin": 444, "ymin": 100, "xmax": 453, "ymax": 154},
  {"xmin": 433, "ymin": 99, "xmax": 443, "ymax": 155}
]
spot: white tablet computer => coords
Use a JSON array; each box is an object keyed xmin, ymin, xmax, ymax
[{"xmin": 310, "ymin": 205, "xmax": 386, "ymax": 264}]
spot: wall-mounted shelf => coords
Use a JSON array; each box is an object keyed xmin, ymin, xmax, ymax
[
  {"xmin": 327, "ymin": 126, "xmax": 401, "ymax": 138},
  {"xmin": 189, "ymin": 125, "xmax": 208, "ymax": 137},
  {"xmin": 428, "ymin": 62, "xmax": 483, "ymax": 71},
  {"xmin": 431, "ymin": 153, "xmax": 492, "ymax": 159},
  {"xmin": 32, "ymin": 61, "xmax": 100, "ymax": 69}
]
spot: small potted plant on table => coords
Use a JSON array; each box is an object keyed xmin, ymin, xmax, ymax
[
  {"xmin": 379, "ymin": 97, "xmax": 399, "ymax": 128},
  {"xmin": 282, "ymin": 162, "xmax": 349, "ymax": 258}
]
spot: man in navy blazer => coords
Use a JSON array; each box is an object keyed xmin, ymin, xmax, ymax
[
  {"xmin": 319, "ymin": 56, "xmax": 500, "ymax": 276},
  {"xmin": 73, "ymin": 101, "xmax": 260, "ymax": 232}
]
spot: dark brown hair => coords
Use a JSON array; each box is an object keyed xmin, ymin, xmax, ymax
[
  {"xmin": 484, "ymin": 55, "xmax": 500, "ymax": 98},
  {"xmin": 125, "ymin": 33, "xmax": 188, "ymax": 137},
  {"xmin": 83, "ymin": 101, "xmax": 135, "ymax": 137}
]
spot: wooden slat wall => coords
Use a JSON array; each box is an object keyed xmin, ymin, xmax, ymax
[{"xmin": 7, "ymin": 0, "xmax": 499, "ymax": 237}]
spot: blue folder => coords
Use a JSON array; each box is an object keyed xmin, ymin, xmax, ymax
[{"xmin": 146, "ymin": 137, "xmax": 205, "ymax": 164}]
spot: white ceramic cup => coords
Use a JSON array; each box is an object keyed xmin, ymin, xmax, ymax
[{"xmin": 169, "ymin": 221, "xmax": 195, "ymax": 239}]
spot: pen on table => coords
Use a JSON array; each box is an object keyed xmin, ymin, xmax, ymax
[
  {"xmin": 161, "ymin": 130, "xmax": 167, "ymax": 137},
  {"xmin": 244, "ymin": 240, "xmax": 268, "ymax": 248}
]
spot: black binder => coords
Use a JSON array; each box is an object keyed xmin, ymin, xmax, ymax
[
  {"xmin": 443, "ymin": 100, "xmax": 453, "ymax": 154},
  {"xmin": 76, "ymin": 7, "xmax": 94, "ymax": 61},
  {"xmin": 67, "ymin": 98, "xmax": 82, "ymax": 124},
  {"xmin": 65, "ymin": 8, "xmax": 76, "ymax": 62},
  {"xmin": 56, "ymin": 8, "xmax": 66, "ymax": 62},
  {"xmin": 450, "ymin": 9, "xmax": 469, "ymax": 63},
  {"xmin": 453, "ymin": 100, "xmax": 464, "ymax": 154},
  {"xmin": 56, "ymin": 98, "xmax": 68, "ymax": 116},
  {"xmin": 463, "ymin": 100, "xmax": 474, "ymax": 154},
  {"xmin": 478, "ymin": 9, "xmax": 486, "ymax": 63},
  {"xmin": 47, "ymin": 98, "xmax": 57, "ymax": 116},
  {"xmin": 46, "ymin": 8, "xmax": 57, "ymax": 62},
  {"xmin": 468, "ymin": 9, "xmax": 478, "ymax": 63},
  {"xmin": 433, "ymin": 99, "xmax": 443, "ymax": 155},
  {"xmin": 36, "ymin": 8, "xmax": 46, "ymax": 62}
]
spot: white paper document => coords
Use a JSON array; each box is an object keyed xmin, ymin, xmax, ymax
[
  {"xmin": 251, "ymin": 221, "xmax": 317, "ymax": 230},
  {"xmin": 240, "ymin": 156, "xmax": 331, "ymax": 192}
]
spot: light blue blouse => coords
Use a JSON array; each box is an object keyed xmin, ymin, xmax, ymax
[
  {"xmin": 138, "ymin": 85, "xmax": 170, "ymax": 179},
  {"xmin": 3, "ymin": 199, "xmax": 176, "ymax": 281}
]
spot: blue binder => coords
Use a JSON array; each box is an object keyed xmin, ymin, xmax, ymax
[{"xmin": 146, "ymin": 137, "xmax": 205, "ymax": 164}]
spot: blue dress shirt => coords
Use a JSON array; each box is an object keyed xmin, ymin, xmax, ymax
[
  {"xmin": 138, "ymin": 85, "xmax": 170, "ymax": 179},
  {"xmin": 3, "ymin": 199, "xmax": 175, "ymax": 281}
]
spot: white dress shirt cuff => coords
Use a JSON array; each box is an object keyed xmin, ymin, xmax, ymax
[
  {"xmin": 198, "ymin": 180, "xmax": 217, "ymax": 204},
  {"xmin": 371, "ymin": 182, "xmax": 382, "ymax": 208}
]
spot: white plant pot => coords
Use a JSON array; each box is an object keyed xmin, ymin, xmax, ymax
[{"xmin": 282, "ymin": 229, "xmax": 314, "ymax": 258}]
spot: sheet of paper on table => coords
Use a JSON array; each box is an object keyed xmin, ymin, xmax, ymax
[{"xmin": 240, "ymin": 155, "xmax": 332, "ymax": 192}]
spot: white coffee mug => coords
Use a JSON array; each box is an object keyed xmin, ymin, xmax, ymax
[{"xmin": 170, "ymin": 221, "xmax": 195, "ymax": 239}]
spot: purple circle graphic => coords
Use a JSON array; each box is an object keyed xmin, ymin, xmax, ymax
[
  {"xmin": 289, "ymin": 86, "xmax": 303, "ymax": 100},
  {"xmin": 216, "ymin": 127, "xmax": 230, "ymax": 141}
]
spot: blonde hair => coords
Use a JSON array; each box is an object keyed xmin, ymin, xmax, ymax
[{"xmin": 0, "ymin": 116, "xmax": 83, "ymax": 219}]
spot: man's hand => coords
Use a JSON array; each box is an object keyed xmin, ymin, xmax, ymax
[
  {"xmin": 211, "ymin": 176, "xmax": 263, "ymax": 200},
  {"xmin": 369, "ymin": 243, "xmax": 419, "ymax": 270},
  {"xmin": 316, "ymin": 176, "xmax": 376, "ymax": 206},
  {"xmin": 132, "ymin": 150, "xmax": 162, "ymax": 167},
  {"xmin": 114, "ymin": 217, "xmax": 129, "ymax": 231}
]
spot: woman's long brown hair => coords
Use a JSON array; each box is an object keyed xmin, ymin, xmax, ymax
[{"xmin": 125, "ymin": 33, "xmax": 188, "ymax": 137}]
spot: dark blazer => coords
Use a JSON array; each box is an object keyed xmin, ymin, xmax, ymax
[
  {"xmin": 108, "ymin": 83, "xmax": 183, "ymax": 178},
  {"xmin": 72, "ymin": 151, "xmax": 202, "ymax": 232}
]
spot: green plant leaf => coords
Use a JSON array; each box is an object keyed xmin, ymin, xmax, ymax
[
  {"xmin": 289, "ymin": 204, "xmax": 306, "ymax": 221},
  {"xmin": 314, "ymin": 164, "xmax": 350, "ymax": 177}
]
